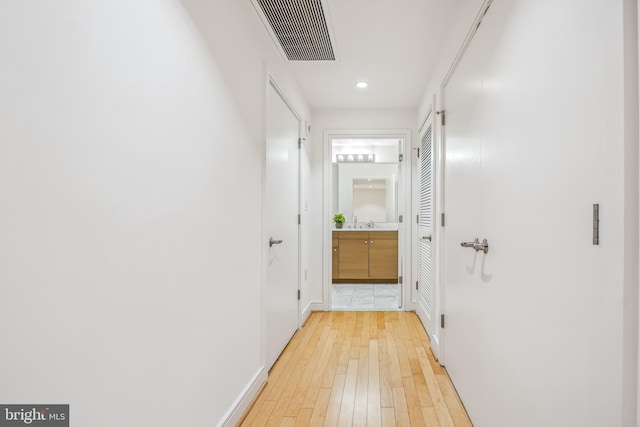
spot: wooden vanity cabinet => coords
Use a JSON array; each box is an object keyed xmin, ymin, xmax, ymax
[{"xmin": 332, "ymin": 230, "xmax": 398, "ymax": 283}]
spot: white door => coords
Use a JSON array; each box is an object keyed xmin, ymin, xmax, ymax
[
  {"xmin": 265, "ymin": 82, "xmax": 299, "ymax": 371},
  {"xmin": 441, "ymin": 1, "xmax": 625, "ymax": 426},
  {"xmin": 416, "ymin": 121, "xmax": 435, "ymax": 337}
]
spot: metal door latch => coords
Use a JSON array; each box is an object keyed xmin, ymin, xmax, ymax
[
  {"xmin": 269, "ymin": 238, "xmax": 283, "ymax": 247},
  {"xmin": 460, "ymin": 238, "xmax": 489, "ymax": 254}
]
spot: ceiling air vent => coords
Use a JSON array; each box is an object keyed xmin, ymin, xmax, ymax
[{"xmin": 252, "ymin": 0, "xmax": 337, "ymax": 61}]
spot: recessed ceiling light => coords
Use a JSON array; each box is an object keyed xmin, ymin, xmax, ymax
[{"xmin": 355, "ymin": 81, "xmax": 368, "ymax": 89}]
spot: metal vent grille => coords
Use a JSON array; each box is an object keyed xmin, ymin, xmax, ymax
[{"xmin": 255, "ymin": 0, "xmax": 336, "ymax": 61}]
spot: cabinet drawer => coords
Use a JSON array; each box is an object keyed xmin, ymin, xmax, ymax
[
  {"xmin": 368, "ymin": 231, "xmax": 397, "ymax": 240},
  {"xmin": 338, "ymin": 231, "xmax": 369, "ymax": 240}
]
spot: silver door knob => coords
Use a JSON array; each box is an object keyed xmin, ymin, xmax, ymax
[
  {"xmin": 269, "ymin": 238, "xmax": 283, "ymax": 247},
  {"xmin": 460, "ymin": 238, "xmax": 489, "ymax": 254}
]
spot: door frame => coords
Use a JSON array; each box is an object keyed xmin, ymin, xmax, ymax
[
  {"xmin": 262, "ymin": 73, "xmax": 303, "ymax": 370},
  {"xmin": 322, "ymin": 129, "xmax": 413, "ymax": 311}
]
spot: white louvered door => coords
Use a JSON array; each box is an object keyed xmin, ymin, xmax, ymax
[{"xmin": 416, "ymin": 123, "xmax": 434, "ymax": 337}]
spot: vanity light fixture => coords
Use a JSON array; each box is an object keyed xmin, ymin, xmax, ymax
[
  {"xmin": 336, "ymin": 153, "xmax": 375, "ymax": 163},
  {"xmin": 355, "ymin": 81, "xmax": 368, "ymax": 89}
]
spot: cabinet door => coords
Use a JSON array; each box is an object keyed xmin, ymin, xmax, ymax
[
  {"xmin": 332, "ymin": 233, "xmax": 339, "ymax": 281},
  {"xmin": 368, "ymin": 232, "xmax": 398, "ymax": 280},
  {"xmin": 338, "ymin": 233, "xmax": 369, "ymax": 279}
]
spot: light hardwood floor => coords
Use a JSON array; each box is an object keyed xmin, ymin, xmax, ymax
[{"xmin": 240, "ymin": 311, "xmax": 472, "ymax": 426}]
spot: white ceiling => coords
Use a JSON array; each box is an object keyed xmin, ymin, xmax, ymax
[{"xmin": 280, "ymin": 0, "xmax": 460, "ymax": 110}]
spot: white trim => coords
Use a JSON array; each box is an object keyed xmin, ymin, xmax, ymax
[
  {"xmin": 322, "ymin": 128, "xmax": 412, "ymax": 311},
  {"xmin": 432, "ymin": 93, "xmax": 444, "ymax": 362},
  {"xmin": 217, "ymin": 366, "xmax": 267, "ymax": 427},
  {"xmin": 302, "ymin": 301, "xmax": 324, "ymax": 324},
  {"xmin": 440, "ymin": 0, "xmax": 495, "ymax": 91}
]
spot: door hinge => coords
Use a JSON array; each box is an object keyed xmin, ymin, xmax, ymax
[
  {"xmin": 417, "ymin": 147, "xmax": 420, "ymax": 158},
  {"xmin": 441, "ymin": 213, "xmax": 445, "ymax": 227},
  {"xmin": 398, "ymin": 276, "xmax": 403, "ymax": 284},
  {"xmin": 399, "ymin": 215, "xmax": 403, "ymax": 223},
  {"xmin": 399, "ymin": 154, "xmax": 404, "ymax": 162},
  {"xmin": 416, "ymin": 281, "xmax": 419, "ymax": 290},
  {"xmin": 416, "ymin": 214, "xmax": 419, "ymax": 224},
  {"xmin": 298, "ymin": 138, "xmax": 303, "ymax": 149},
  {"xmin": 441, "ymin": 314, "xmax": 445, "ymax": 328},
  {"xmin": 593, "ymin": 204, "xmax": 599, "ymax": 245},
  {"xmin": 437, "ymin": 110, "xmax": 446, "ymax": 126},
  {"xmin": 298, "ymin": 214, "xmax": 301, "ymax": 225},
  {"xmin": 298, "ymin": 289, "xmax": 301, "ymax": 300}
]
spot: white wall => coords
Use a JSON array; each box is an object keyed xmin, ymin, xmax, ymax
[
  {"xmin": 309, "ymin": 109, "xmax": 416, "ymax": 306},
  {"xmin": 416, "ymin": 0, "xmax": 639, "ymax": 425},
  {"xmin": 0, "ymin": 1, "xmax": 309, "ymax": 426}
]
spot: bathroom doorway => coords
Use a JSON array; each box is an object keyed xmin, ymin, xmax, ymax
[{"xmin": 326, "ymin": 136, "xmax": 405, "ymax": 311}]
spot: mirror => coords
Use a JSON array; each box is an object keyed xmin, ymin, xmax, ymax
[
  {"xmin": 353, "ymin": 178, "xmax": 390, "ymax": 222},
  {"xmin": 331, "ymin": 139, "xmax": 400, "ymax": 224}
]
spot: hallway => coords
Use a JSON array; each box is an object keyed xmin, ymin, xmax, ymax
[
  {"xmin": 241, "ymin": 312, "xmax": 470, "ymax": 426},
  {"xmin": 1, "ymin": 1, "xmax": 638, "ymax": 426}
]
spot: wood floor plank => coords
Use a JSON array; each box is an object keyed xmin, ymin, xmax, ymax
[
  {"xmin": 294, "ymin": 408, "xmax": 313, "ymax": 427},
  {"xmin": 391, "ymin": 387, "xmax": 411, "ymax": 426},
  {"xmin": 309, "ymin": 388, "xmax": 331, "ymax": 426},
  {"xmin": 367, "ymin": 339, "xmax": 381, "ymax": 427},
  {"xmin": 337, "ymin": 359, "xmax": 358, "ymax": 426},
  {"xmin": 349, "ymin": 312, "xmax": 364, "ymax": 359},
  {"xmin": 402, "ymin": 375, "xmax": 426, "ymax": 426},
  {"xmin": 381, "ymin": 407, "xmax": 396, "ymax": 427},
  {"xmin": 352, "ymin": 345, "xmax": 369, "ymax": 425},
  {"xmin": 241, "ymin": 312, "xmax": 471, "ymax": 427},
  {"xmin": 422, "ymin": 407, "xmax": 441, "ymax": 426},
  {"xmin": 336, "ymin": 313, "xmax": 356, "ymax": 376},
  {"xmin": 324, "ymin": 373, "xmax": 346, "ymax": 426},
  {"xmin": 284, "ymin": 323, "xmax": 332, "ymax": 416},
  {"xmin": 279, "ymin": 417, "xmax": 296, "ymax": 427},
  {"xmin": 377, "ymin": 327, "xmax": 393, "ymax": 408},
  {"xmin": 436, "ymin": 372, "xmax": 473, "ymax": 427},
  {"xmin": 394, "ymin": 314, "xmax": 414, "ymax": 379},
  {"xmin": 243, "ymin": 399, "xmax": 276, "ymax": 427},
  {"xmin": 302, "ymin": 329, "xmax": 338, "ymax": 408},
  {"xmin": 385, "ymin": 322, "xmax": 403, "ymax": 388},
  {"xmin": 264, "ymin": 315, "xmax": 322, "ymax": 400},
  {"xmin": 416, "ymin": 347, "xmax": 455, "ymax": 427},
  {"xmin": 414, "ymin": 373, "xmax": 434, "ymax": 408},
  {"xmin": 321, "ymin": 323, "xmax": 346, "ymax": 389}
]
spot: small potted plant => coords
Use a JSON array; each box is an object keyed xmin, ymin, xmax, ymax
[{"xmin": 333, "ymin": 213, "xmax": 346, "ymax": 229}]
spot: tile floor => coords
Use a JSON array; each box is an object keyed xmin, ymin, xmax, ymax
[{"xmin": 331, "ymin": 283, "xmax": 401, "ymax": 311}]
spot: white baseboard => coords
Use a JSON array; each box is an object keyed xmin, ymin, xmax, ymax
[
  {"xmin": 302, "ymin": 301, "xmax": 324, "ymax": 324},
  {"xmin": 218, "ymin": 366, "xmax": 267, "ymax": 427}
]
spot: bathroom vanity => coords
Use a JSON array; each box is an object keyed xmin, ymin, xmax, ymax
[{"xmin": 332, "ymin": 230, "xmax": 398, "ymax": 283}]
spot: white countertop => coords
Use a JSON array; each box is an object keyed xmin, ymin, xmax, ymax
[{"xmin": 333, "ymin": 223, "xmax": 398, "ymax": 231}]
